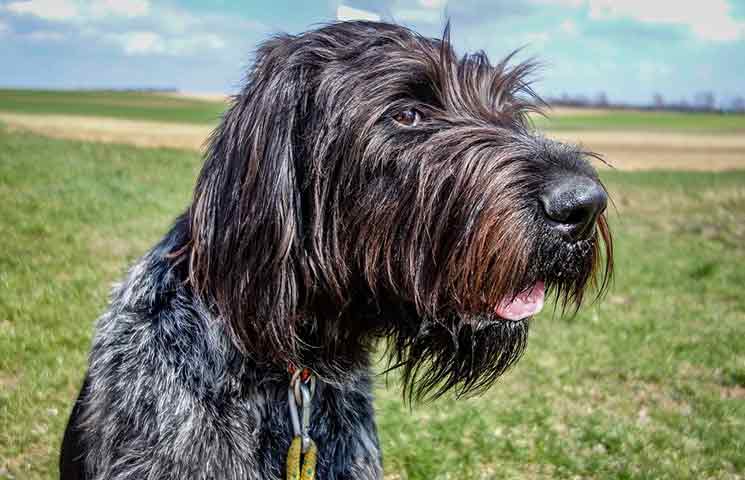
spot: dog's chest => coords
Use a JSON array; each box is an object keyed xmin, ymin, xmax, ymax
[
  {"xmin": 250, "ymin": 385, "xmax": 384, "ymax": 479},
  {"xmin": 79, "ymin": 251, "xmax": 383, "ymax": 479},
  {"xmin": 82, "ymin": 307, "xmax": 382, "ymax": 478}
]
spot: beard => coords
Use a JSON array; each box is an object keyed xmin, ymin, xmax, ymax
[{"xmin": 384, "ymin": 309, "xmax": 530, "ymax": 401}]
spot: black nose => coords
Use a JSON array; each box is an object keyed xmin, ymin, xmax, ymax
[{"xmin": 540, "ymin": 175, "xmax": 607, "ymax": 241}]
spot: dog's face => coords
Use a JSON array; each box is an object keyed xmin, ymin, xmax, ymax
[{"xmin": 185, "ymin": 21, "xmax": 612, "ymax": 398}]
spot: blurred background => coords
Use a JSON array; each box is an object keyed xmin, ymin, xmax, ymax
[{"xmin": 1, "ymin": 1, "xmax": 744, "ymax": 479}]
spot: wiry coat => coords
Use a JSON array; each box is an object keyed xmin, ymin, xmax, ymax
[
  {"xmin": 62, "ymin": 217, "xmax": 382, "ymax": 479},
  {"xmin": 61, "ymin": 21, "xmax": 611, "ymax": 479}
]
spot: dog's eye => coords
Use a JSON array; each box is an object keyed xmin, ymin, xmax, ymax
[{"xmin": 393, "ymin": 108, "xmax": 421, "ymax": 127}]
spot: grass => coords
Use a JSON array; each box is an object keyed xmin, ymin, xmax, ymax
[
  {"xmin": 0, "ymin": 129, "xmax": 201, "ymax": 478},
  {"xmin": 0, "ymin": 89, "xmax": 226, "ymax": 125},
  {"xmin": 1, "ymin": 127, "xmax": 744, "ymax": 479},
  {"xmin": 2, "ymin": 88, "xmax": 745, "ymax": 133},
  {"xmin": 535, "ymin": 109, "xmax": 745, "ymax": 133}
]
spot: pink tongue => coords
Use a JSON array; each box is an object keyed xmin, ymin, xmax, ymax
[{"xmin": 495, "ymin": 281, "xmax": 545, "ymax": 321}]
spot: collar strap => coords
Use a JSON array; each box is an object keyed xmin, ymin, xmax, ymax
[{"xmin": 287, "ymin": 363, "xmax": 312, "ymax": 383}]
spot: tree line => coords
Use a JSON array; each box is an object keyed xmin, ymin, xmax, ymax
[{"xmin": 548, "ymin": 91, "xmax": 745, "ymax": 113}]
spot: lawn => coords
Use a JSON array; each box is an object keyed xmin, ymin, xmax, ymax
[
  {"xmin": 534, "ymin": 109, "xmax": 745, "ymax": 133},
  {"xmin": 1, "ymin": 125, "xmax": 744, "ymax": 479},
  {"xmin": 0, "ymin": 89, "xmax": 226, "ymax": 125}
]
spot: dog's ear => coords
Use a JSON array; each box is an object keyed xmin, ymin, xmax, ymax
[{"xmin": 187, "ymin": 35, "xmax": 313, "ymax": 363}]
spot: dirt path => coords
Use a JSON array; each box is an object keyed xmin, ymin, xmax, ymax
[{"xmin": 2, "ymin": 111, "xmax": 744, "ymax": 170}]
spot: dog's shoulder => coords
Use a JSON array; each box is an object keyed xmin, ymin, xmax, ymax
[
  {"xmin": 79, "ymin": 218, "xmax": 268, "ymax": 479},
  {"xmin": 78, "ymin": 215, "xmax": 383, "ymax": 479},
  {"xmin": 90, "ymin": 215, "xmax": 226, "ymax": 383}
]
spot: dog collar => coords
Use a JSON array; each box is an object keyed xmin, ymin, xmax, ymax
[{"xmin": 286, "ymin": 364, "xmax": 317, "ymax": 480}]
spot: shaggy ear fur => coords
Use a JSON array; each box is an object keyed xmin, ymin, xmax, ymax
[{"xmin": 187, "ymin": 35, "xmax": 313, "ymax": 364}]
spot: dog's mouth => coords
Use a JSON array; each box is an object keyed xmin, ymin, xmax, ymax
[{"xmin": 494, "ymin": 281, "xmax": 545, "ymax": 321}]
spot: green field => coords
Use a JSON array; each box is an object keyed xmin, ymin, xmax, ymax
[
  {"xmin": 1, "ymin": 93, "xmax": 745, "ymax": 479},
  {"xmin": 2, "ymin": 89, "xmax": 745, "ymax": 133},
  {"xmin": 534, "ymin": 109, "xmax": 745, "ymax": 132},
  {"xmin": 0, "ymin": 89, "xmax": 226, "ymax": 124}
]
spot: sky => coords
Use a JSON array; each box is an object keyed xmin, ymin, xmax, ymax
[{"xmin": 1, "ymin": 0, "xmax": 744, "ymax": 106}]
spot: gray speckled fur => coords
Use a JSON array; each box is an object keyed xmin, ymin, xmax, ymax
[{"xmin": 74, "ymin": 222, "xmax": 381, "ymax": 479}]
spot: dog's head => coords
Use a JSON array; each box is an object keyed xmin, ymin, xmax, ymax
[{"xmin": 184, "ymin": 21, "xmax": 612, "ymax": 397}]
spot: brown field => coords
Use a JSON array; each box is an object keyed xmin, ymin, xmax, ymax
[
  {"xmin": 552, "ymin": 130, "xmax": 745, "ymax": 171},
  {"xmin": 164, "ymin": 91, "xmax": 230, "ymax": 102},
  {"xmin": 2, "ymin": 111, "xmax": 744, "ymax": 171},
  {"xmin": 547, "ymin": 106, "xmax": 618, "ymax": 116},
  {"xmin": 0, "ymin": 112, "xmax": 211, "ymax": 151}
]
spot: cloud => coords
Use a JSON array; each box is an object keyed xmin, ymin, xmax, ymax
[
  {"xmin": 4, "ymin": 0, "xmax": 150, "ymax": 21},
  {"xmin": 531, "ymin": 0, "xmax": 745, "ymax": 42},
  {"xmin": 106, "ymin": 31, "xmax": 162, "ymax": 55},
  {"xmin": 418, "ymin": 0, "xmax": 446, "ymax": 8},
  {"xmin": 5, "ymin": 0, "xmax": 79, "ymax": 21},
  {"xmin": 587, "ymin": 0, "xmax": 745, "ymax": 42},
  {"xmin": 337, "ymin": 4, "xmax": 381, "ymax": 21},
  {"xmin": 559, "ymin": 19, "xmax": 578, "ymax": 35},
  {"xmin": 104, "ymin": 30, "xmax": 225, "ymax": 56},
  {"xmin": 26, "ymin": 29, "xmax": 66, "ymax": 41},
  {"xmin": 90, "ymin": 0, "xmax": 150, "ymax": 18},
  {"xmin": 0, "ymin": 1, "xmax": 256, "ymax": 56},
  {"xmin": 395, "ymin": 7, "xmax": 442, "ymax": 24},
  {"xmin": 343, "ymin": 0, "xmax": 527, "ymax": 29}
]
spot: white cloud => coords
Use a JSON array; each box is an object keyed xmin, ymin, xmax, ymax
[
  {"xmin": 529, "ymin": 0, "xmax": 584, "ymax": 7},
  {"xmin": 27, "ymin": 30, "xmax": 66, "ymax": 41},
  {"xmin": 394, "ymin": 8, "xmax": 441, "ymax": 24},
  {"xmin": 154, "ymin": 6, "xmax": 201, "ymax": 34},
  {"xmin": 337, "ymin": 5, "xmax": 380, "ymax": 22},
  {"xmin": 532, "ymin": 0, "xmax": 745, "ymax": 42},
  {"xmin": 3, "ymin": 0, "xmax": 240, "ymax": 57},
  {"xmin": 4, "ymin": 0, "xmax": 150, "ymax": 21},
  {"xmin": 5, "ymin": 0, "xmax": 79, "ymax": 21},
  {"xmin": 171, "ymin": 33, "xmax": 225, "ymax": 53},
  {"xmin": 559, "ymin": 19, "xmax": 578, "ymax": 35},
  {"xmin": 112, "ymin": 31, "xmax": 163, "ymax": 55},
  {"xmin": 90, "ymin": 0, "xmax": 150, "ymax": 18},
  {"xmin": 418, "ymin": 0, "xmax": 446, "ymax": 8},
  {"xmin": 105, "ymin": 30, "xmax": 225, "ymax": 56},
  {"xmin": 583, "ymin": 0, "xmax": 744, "ymax": 42}
]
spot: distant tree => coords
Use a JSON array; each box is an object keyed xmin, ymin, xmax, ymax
[
  {"xmin": 594, "ymin": 91, "xmax": 609, "ymax": 107},
  {"xmin": 694, "ymin": 91, "xmax": 716, "ymax": 111},
  {"xmin": 652, "ymin": 93, "xmax": 665, "ymax": 109},
  {"xmin": 730, "ymin": 96, "xmax": 745, "ymax": 113}
]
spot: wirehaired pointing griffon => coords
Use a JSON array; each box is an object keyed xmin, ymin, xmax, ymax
[{"xmin": 61, "ymin": 21, "xmax": 612, "ymax": 480}]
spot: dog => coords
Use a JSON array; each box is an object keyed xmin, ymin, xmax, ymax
[{"xmin": 60, "ymin": 21, "xmax": 612, "ymax": 479}]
